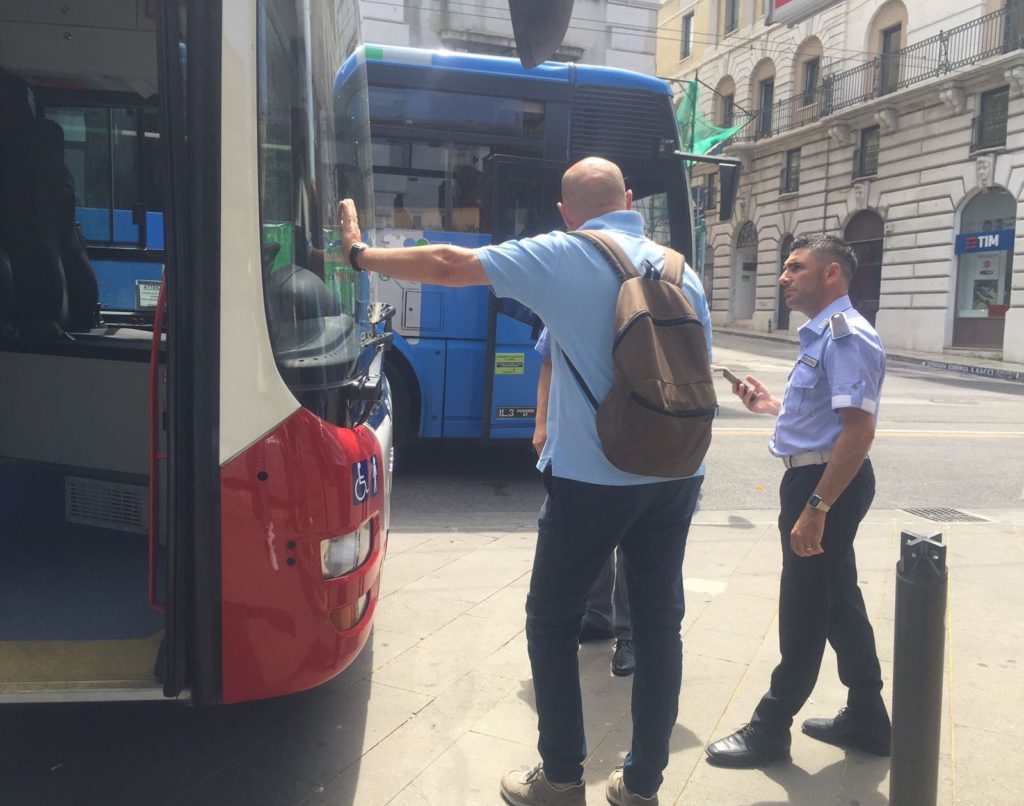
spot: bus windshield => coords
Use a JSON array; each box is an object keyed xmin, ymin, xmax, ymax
[{"xmin": 257, "ymin": 0, "xmax": 374, "ymax": 396}]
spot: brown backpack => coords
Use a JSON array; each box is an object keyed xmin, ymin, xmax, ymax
[{"xmin": 561, "ymin": 230, "xmax": 716, "ymax": 477}]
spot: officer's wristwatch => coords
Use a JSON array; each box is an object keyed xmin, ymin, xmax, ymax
[
  {"xmin": 348, "ymin": 242, "xmax": 369, "ymax": 272},
  {"xmin": 807, "ymin": 494, "xmax": 831, "ymax": 513}
]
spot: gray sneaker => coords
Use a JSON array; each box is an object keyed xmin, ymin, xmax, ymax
[
  {"xmin": 606, "ymin": 767, "xmax": 658, "ymax": 805},
  {"xmin": 500, "ymin": 763, "xmax": 585, "ymax": 806}
]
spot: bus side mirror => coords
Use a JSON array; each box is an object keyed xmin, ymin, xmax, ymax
[
  {"xmin": 509, "ymin": 0, "xmax": 574, "ymax": 69},
  {"xmin": 717, "ymin": 161, "xmax": 742, "ymax": 222}
]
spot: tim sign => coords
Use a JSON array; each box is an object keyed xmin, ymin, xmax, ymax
[{"xmin": 768, "ymin": 0, "xmax": 843, "ymax": 26}]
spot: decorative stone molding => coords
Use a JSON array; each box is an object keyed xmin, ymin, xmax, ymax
[
  {"xmin": 874, "ymin": 108, "xmax": 899, "ymax": 133},
  {"xmin": 725, "ymin": 142, "xmax": 755, "ymax": 172},
  {"xmin": 849, "ymin": 180, "xmax": 871, "ymax": 212},
  {"xmin": 938, "ymin": 84, "xmax": 966, "ymax": 115},
  {"xmin": 828, "ymin": 124, "xmax": 852, "ymax": 147},
  {"xmin": 1005, "ymin": 65, "xmax": 1024, "ymax": 96},
  {"xmin": 731, "ymin": 188, "xmax": 754, "ymax": 224},
  {"xmin": 975, "ymin": 153, "xmax": 996, "ymax": 189}
]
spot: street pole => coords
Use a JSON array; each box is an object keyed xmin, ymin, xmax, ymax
[{"xmin": 890, "ymin": 530, "xmax": 948, "ymax": 806}]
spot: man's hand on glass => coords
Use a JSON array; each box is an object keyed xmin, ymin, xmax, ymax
[{"xmin": 338, "ymin": 199, "xmax": 363, "ymax": 263}]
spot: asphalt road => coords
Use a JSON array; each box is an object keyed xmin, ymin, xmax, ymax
[{"xmin": 393, "ymin": 332, "xmax": 1024, "ymax": 520}]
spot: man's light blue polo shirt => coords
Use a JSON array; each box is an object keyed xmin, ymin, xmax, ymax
[
  {"xmin": 478, "ymin": 210, "xmax": 713, "ymax": 486},
  {"xmin": 770, "ymin": 294, "xmax": 886, "ymax": 457}
]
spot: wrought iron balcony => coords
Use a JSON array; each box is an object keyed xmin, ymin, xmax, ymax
[
  {"xmin": 971, "ymin": 108, "xmax": 1009, "ymax": 151},
  {"xmin": 730, "ymin": 1, "xmax": 1023, "ymax": 143},
  {"xmin": 852, "ymin": 143, "xmax": 879, "ymax": 178}
]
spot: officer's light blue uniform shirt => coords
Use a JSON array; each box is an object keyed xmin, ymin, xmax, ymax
[
  {"xmin": 770, "ymin": 295, "xmax": 886, "ymax": 458},
  {"xmin": 478, "ymin": 209, "xmax": 712, "ymax": 486}
]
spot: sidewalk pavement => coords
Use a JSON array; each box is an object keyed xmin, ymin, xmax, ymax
[
  {"xmin": 713, "ymin": 326, "xmax": 1024, "ymax": 383},
  {"xmin": 306, "ymin": 506, "xmax": 1024, "ymax": 806}
]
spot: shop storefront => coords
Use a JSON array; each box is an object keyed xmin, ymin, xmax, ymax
[{"xmin": 954, "ymin": 190, "xmax": 1015, "ymax": 348}]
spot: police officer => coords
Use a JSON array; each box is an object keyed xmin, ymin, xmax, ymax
[{"xmin": 706, "ymin": 234, "xmax": 891, "ymax": 768}]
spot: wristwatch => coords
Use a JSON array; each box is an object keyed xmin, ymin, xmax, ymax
[
  {"xmin": 348, "ymin": 241, "xmax": 369, "ymax": 272},
  {"xmin": 807, "ymin": 494, "xmax": 831, "ymax": 513}
]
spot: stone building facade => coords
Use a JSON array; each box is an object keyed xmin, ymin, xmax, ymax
[
  {"xmin": 657, "ymin": 0, "xmax": 1024, "ymax": 362},
  {"xmin": 360, "ymin": 0, "xmax": 660, "ymax": 72}
]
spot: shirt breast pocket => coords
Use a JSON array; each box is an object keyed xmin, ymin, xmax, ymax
[{"xmin": 785, "ymin": 362, "xmax": 823, "ymax": 415}]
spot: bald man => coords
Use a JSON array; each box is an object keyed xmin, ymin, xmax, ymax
[{"xmin": 340, "ymin": 157, "xmax": 711, "ymax": 806}]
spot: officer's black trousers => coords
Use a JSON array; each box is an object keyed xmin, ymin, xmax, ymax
[{"xmin": 751, "ymin": 459, "xmax": 885, "ymax": 731}]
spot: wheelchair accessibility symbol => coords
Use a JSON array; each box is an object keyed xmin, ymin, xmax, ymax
[{"xmin": 352, "ymin": 456, "xmax": 380, "ymax": 505}]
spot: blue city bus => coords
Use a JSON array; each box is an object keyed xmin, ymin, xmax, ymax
[{"xmin": 342, "ymin": 45, "xmax": 703, "ymax": 447}]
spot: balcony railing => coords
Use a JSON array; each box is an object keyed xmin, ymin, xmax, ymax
[
  {"xmin": 853, "ymin": 143, "xmax": 879, "ymax": 178},
  {"xmin": 972, "ymin": 108, "xmax": 1009, "ymax": 150},
  {"xmin": 731, "ymin": 1, "xmax": 1023, "ymax": 143}
]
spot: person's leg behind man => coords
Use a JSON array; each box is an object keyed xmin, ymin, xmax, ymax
[
  {"xmin": 579, "ymin": 553, "xmax": 616, "ymax": 641},
  {"xmin": 616, "ymin": 475, "xmax": 702, "ymax": 798}
]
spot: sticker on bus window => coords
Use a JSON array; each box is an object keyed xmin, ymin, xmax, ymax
[
  {"xmin": 136, "ymin": 280, "xmax": 162, "ymax": 309},
  {"xmin": 494, "ymin": 352, "xmax": 525, "ymax": 375},
  {"xmin": 352, "ymin": 456, "xmax": 380, "ymax": 505}
]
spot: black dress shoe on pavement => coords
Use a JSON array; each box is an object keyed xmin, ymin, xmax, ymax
[
  {"xmin": 802, "ymin": 707, "xmax": 891, "ymax": 756},
  {"xmin": 705, "ymin": 724, "xmax": 791, "ymax": 768},
  {"xmin": 578, "ymin": 619, "xmax": 614, "ymax": 643},
  {"xmin": 611, "ymin": 639, "xmax": 635, "ymax": 677}
]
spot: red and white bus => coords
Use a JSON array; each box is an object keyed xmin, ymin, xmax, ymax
[{"xmin": 0, "ymin": 0, "xmax": 392, "ymax": 705}]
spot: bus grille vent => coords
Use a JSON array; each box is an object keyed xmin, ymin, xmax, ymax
[
  {"xmin": 569, "ymin": 87, "xmax": 674, "ymax": 163},
  {"xmin": 65, "ymin": 476, "xmax": 148, "ymax": 534}
]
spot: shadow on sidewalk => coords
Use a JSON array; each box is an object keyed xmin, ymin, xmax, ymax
[{"xmin": 755, "ymin": 751, "xmax": 889, "ymax": 806}]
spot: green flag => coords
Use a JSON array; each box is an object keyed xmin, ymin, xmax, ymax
[{"xmin": 675, "ymin": 80, "xmax": 750, "ymax": 155}]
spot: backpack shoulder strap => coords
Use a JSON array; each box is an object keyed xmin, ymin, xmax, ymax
[
  {"xmin": 661, "ymin": 247, "xmax": 684, "ymax": 286},
  {"xmin": 570, "ymin": 230, "xmax": 638, "ymax": 282}
]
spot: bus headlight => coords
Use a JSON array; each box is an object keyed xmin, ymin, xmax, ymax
[{"xmin": 320, "ymin": 522, "xmax": 372, "ymax": 579}]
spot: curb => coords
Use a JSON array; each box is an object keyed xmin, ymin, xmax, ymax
[{"xmin": 714, "ymin": 328, "xmax": 1024, "ymax": 384}]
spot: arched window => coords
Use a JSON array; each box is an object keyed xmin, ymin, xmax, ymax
[
  {"xmin": 715, "ymin": 76, "xmax": 737, "ymax": 127},
  {"xmin": 732, "ymin": 222, "xmax": 758, "ymax": 319},
  {"xmin": 953, "ymin": 189, "xmax": 1016, "ymax": 347},
  {"xmin": 750, "ymin": 59, "xmax": 776, "ymax": 137},
  {"xmin": 867, "ymin": 1, "xmax": 908, "ymax": 94},
  {"xmin": 844, "ymin": 211, "xmax": 885, "ymax": 325},
  {"xmin": 793, "ymin": 37, "xmax": 824, "ymax": 108},
  {"xmin": 737, "ymin": 221, "xmax": 758, "ymax": 248}
]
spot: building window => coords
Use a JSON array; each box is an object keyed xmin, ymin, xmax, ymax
[
  {"xmin": 802, "ymin": 57, "xmax": 820, "ymax": 106},
  {"xmin": 973, "ymin": 86, "xmax": 1009, "ymax": 151},
  {"xmin": 724, "ymin": 0, "xmax": 739, "ymax": 34},
  {"xmin": 757, "ymin": 78, "xmax": 774, "ymax": 137},
  {"xmin": 721, "ymin": 93, "xmax": 735, "ymax": 127},
  {"xmin": 680, "ymin": 13, "xmax": 693, "ymax": 59},
  {"xmin": 854, "ymin": 125, "xmax": 880, "ymax": 178},
  {"xmin": 694, "ymin": 173, "xmax": 717, "ymax": 212},
  {"xmin": 880, "ymin": 24, "xmax": 902, "ymax": 95},
  {"xmin": 780, "ymin": 148, "xmax": 800, "ymax": 194}
]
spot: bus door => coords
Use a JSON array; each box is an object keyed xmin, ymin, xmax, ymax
[{"xmin": 481, "ymin": 155, "xmax": 566, "ymax": 442}]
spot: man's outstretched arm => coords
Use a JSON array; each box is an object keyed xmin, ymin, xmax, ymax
[{"xmin": 339, "ymin": 198, "xmax": 489, "ymax": 287}]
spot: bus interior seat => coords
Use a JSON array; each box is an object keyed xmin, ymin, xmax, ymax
[{"xmin": 0, "ymin": 69, "xmax": 98, "ymax": 343}]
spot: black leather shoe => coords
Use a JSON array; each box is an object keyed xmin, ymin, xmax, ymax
[
  {"xmin": 611, "ymin": 639, "xmax": 635, "ymax": 677},
  {"xmin": 706, "ymin": 724, "xmax": 791, "ymax": 768},
  {"xmin": 802, "ymin": 707, "xmax": 891, "ymax": 756},
  {"xmin": 579, "ymin": 619, "xmax": 614, "ymax": 643}
]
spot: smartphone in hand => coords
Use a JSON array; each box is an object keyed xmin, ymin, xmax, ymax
[{"xmin": 720, "ymin": 368, "xmax": 743, "ymax": 386}]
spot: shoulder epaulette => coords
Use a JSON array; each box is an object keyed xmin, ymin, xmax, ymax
[{"xmin": 829, "ymin": 311, "xmax": 852, "ymax": 340}]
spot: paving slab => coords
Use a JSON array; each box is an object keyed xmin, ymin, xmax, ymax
[{"xmin": 285, "ymin": 508, "xmax": 1024, "ymax": 804}]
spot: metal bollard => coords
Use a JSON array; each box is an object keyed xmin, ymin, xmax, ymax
[{"xmin": 890, "ymin": 530, "xmax": 948, "ymax": 806}]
